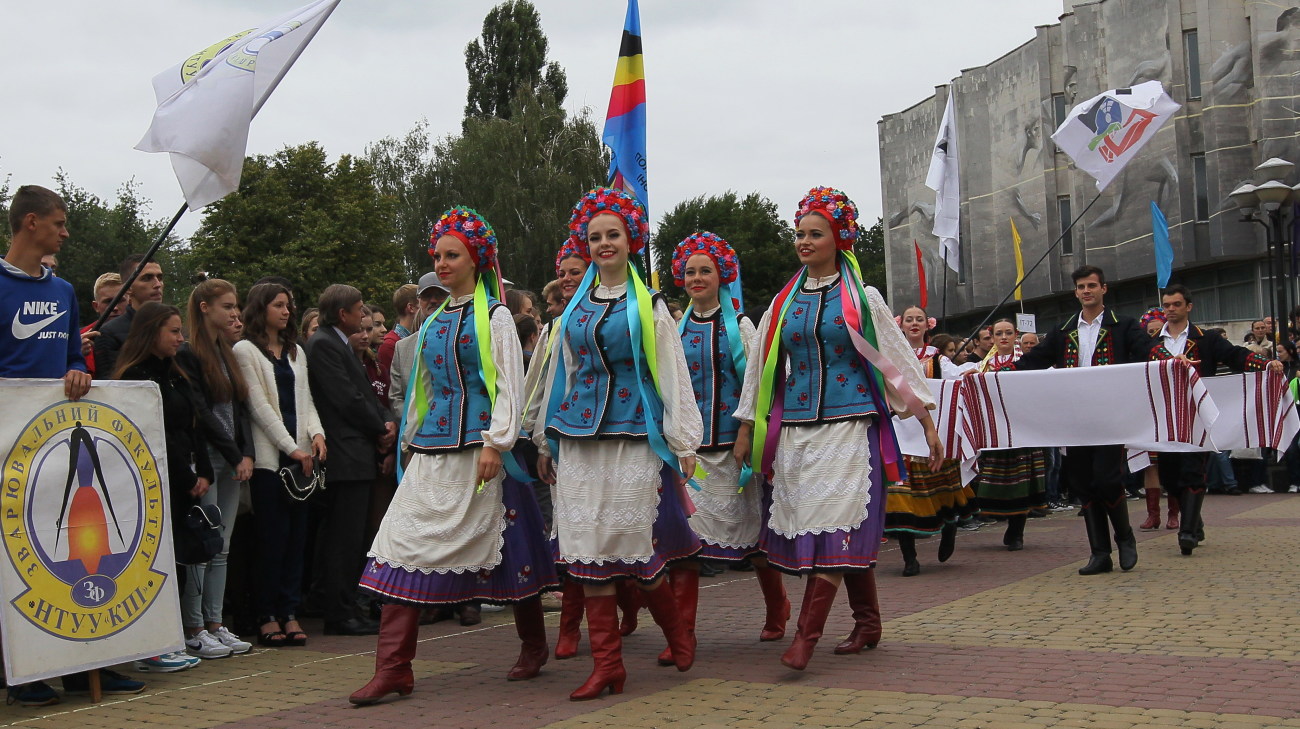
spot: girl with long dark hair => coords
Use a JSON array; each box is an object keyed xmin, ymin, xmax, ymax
[{"xmin": 233, "ymin": 283, "xmax": 326, "ymax": 648}]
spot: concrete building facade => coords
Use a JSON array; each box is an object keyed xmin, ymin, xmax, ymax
[{"xmin": 879, "ymin": 0, "xmax": 1299, "ymax": 337}]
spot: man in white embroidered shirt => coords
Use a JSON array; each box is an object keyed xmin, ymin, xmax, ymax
[
  {"xmin": 1147, "ymin": 284, "xmax": 1281, "ymax": 556},
  {"xmin": 1010, "ymin": 265, "xmax": 1152, "ymax": 576}
]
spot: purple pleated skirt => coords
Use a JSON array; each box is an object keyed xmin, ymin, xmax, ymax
[
  {"xmin": 359, "ymin": 474, "xmax": 560, "ymax": 606},
  {"xmin": 562, "ymin": 464, "xmax": 701, "ymax": 584},
  {"xmin": 760, "ymin": 422, "xmax": 885, "ymax": 575}
]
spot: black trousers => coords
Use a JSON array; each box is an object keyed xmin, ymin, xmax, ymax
[
  {"xmin": 1062, "ymin": 445, "xmax": 1127, "ymax": 507},
  {"xmin": 312, "ymin": 479, "xmax": 371, "ymax": 623},
  {"xmin": 1157, "ymin": 452, "xmax": 1209, "ymax": 497}
]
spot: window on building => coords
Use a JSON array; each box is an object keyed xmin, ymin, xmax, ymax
[
  {"xmin": 1058, "ymin": 196, "xmax": 1073, "ymax": 255},
  {"xmin": 1193, "ymin": 154, "xmax": 1209, "ymax": 221},
  {"xmin": 1184, "ymin": 30, "xmax": 1201, "ymax": 99},
  {"xmin": 1052, "ymin": 93, "xmax": 1067, "ymax": 128}
]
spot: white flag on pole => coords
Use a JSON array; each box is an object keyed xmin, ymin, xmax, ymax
[
  {"xmin": 136, "ymin": 0, "xmax": 341, "ymax": 210},
  {"xmin": 924, "ymin": 90, "xmax": 961, "ymax": 273},
  {"xmin": 1050, "ymin": 80, "xmax": 1180, "ymax": 191}
]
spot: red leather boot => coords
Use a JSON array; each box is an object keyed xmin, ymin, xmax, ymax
[
  {"xmin": 780, "ymin": 576, "xmax": 839, "ymax": 671},
  {"xmin": 554, "ymin": 580, "xmax": 584, "ymax": 660},
  {"xmin": 569, "ymin": 595, "xmax": 626, "ymax": 701},
  {"xmin": 614, "ymin": 579, "xmax": 641, "ymax": 636},
  {"xmin": 1166, "ymin": 491, "xmax": 1180, "ymax": 530},
  {"xmin": 642, "ymin": 579, "xmax": 695, "ymax": 671},
  {"xmin": 755, "ymin": 565, "xmax": 790, "ymax": 641},
  {"xmin": 506, "ymin": 597, "xmax": 549, "ymax": 680},
  {"xmin": 833, "ymin": 571, "xmax": 881, "ymax": 654},
  {"xmin": 1139, "ymin": 489, "xmax": 1161, "ymax": 530},
  {"xmin": 349, "ymin": 605, "xmax": 421, "ymax": 705},
  {"xmin": 657, "ymin": 568, "xmax": 699, "ymax": 666}
]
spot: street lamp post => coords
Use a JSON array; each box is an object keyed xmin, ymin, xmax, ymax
[{"xmin": 1230, "ymin": 157, "xmax": 1297, "ymax": 347}]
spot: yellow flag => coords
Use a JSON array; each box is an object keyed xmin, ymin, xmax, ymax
[{"xmin": 1010, "ymin": 218, "xmax": 1025, "ymax": 301}]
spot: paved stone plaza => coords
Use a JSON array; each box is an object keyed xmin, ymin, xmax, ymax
[{"xmin": 5, "ymin": 494, "xmax": 1299, "ymax": 729}]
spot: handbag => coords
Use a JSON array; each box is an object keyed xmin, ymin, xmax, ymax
[
  {"xmin": 175, "ymin": 503, "xmax": 224, "ymax": 565},
  {"xmin": 279, "ymin": 457, "xmax": 326, "ymax": 501}
]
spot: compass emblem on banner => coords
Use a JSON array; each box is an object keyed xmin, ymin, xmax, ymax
[{"xmin": 1, "ymin": 400, "xmax": 168, "ymax": 641}]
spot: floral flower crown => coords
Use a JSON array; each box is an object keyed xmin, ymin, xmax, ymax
[
  {"xmin": 568, "ymin": 187, "xmax": 649, "ymax": 257},
  {"xmin": 555, "ymin": 239, "xmax": 588, "ymax": 275},
  {"xmin": 794, "ymin": 186, "xmax": 859, "ymax": 250},
  {"xmin": 1140, "ymin": 306, "xmax": 1167, "ymax": 328},
  {"xmin": 672, "ymin": 231, "xmax": 739, "ymax": 286},
  {"xmin": 431, "ymin": 206, "xmax": 498, "ymax": 272}
]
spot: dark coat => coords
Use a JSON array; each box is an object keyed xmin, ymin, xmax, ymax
[
  {"xmin": 1147, "ymin": 324, "xmax": 1271, "ymax": 377},
  {"xmin": 176, "ymin": 345, "xmax": 256, "ymax": 467},
  {"xmin": 306, "ymin": 326, "xmax": 392, "ymax": 482},
  {"xmin": 93, "ymin": 306, "xmax": 135, "ymax": 379},
  {"xmin": 1013, "ymin": 308, "xmax": 1151, "ymax": 371},
  {"xmin": 119, "ymin": 355, "xmax": 214, "ymax": 520}
]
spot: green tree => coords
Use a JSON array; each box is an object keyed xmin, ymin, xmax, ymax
[
  {"xmin": 650, "ymin": 191, "xmax": 795, "ymax": 311},
  {"xmin": 464, "ymin": 0, "xmax": 567, "ymax": 121},
  {"xmin": 857, "ymin": 217, "xmax": 887, "ymax": 291},
  {"xmin": 189, "ymin": 142, "xmax": 405, "ymax": 310},
  {"xmin": 365, "ymin": 120, "xmax": 441, "ymax": 279},
  {"xmin": 369, "ymin": 88, "xmax": 607, "ymax": 293},
  {"xmin": 435, "ymin": 87, "xmax": 606, "ymax": 292}
]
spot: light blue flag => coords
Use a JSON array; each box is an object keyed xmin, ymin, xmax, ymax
[{"xmin": 1151, "ymin": 201, "xmax": 1173, "ymax": 288}]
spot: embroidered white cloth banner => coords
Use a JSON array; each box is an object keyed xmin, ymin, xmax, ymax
[
  {"xmin": 1129, "ymin": 370, "xmax": 1297, "ymax": 454},
  {"xmin": 957, "ymin": 361, "xmax": 1216, "ymax": 453}
]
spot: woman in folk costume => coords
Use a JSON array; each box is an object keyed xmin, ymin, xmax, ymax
[
  {"xmin": 652, "ymin": 232, "xmax": 790, "ymax": 668},
  {"xmin": 886, "ymin": 306, "xmax": 977, "ymax": 576},
  {"xmin": 1136, "ymin": 306, "xmax": 1179, "ymax": 532},
  {"xmin": 350, "ymin": 207, "xmax": 559, "ymax": 706},
  {"xmin": 734, "ymin": 187, "xmax": 942, "ymax": 671},
  {"xmin": 534, "ymin": 187, "xmax": 702, "ymax": 700},
  {"xmin": 522, "ymin": 242, "xmax": 646, "ymax": 663},
  {"xmin": 971, "ymin": 318, "xmax": 1048, "ymax": 552}
]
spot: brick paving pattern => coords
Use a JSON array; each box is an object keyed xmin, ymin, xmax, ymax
[{"xmin": 3, "ymin": 494, "xmax": 1297, "ymax": 728}]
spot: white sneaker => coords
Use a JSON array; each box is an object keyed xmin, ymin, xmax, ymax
[
  {"xmin": 1289, "ymin": 484, "xmax": 1300, "ymax": 493},
  {"xmin": 185, "ymin": 630, "xmax": 234, "ymax": 659},
  {"xmin": 480, "ymin": 603, "xmax": 506, "ymax": 613},
  {"xmin": 1249, "ymin": 485, "xmax": 1273, "ymax": 494},
  {"xmin": 210, "ymin": 626, "xmax": 252, "ymax": 654}
]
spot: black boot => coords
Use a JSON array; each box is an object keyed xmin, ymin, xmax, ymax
[
  {"xmin": 1177, "ymin": 489, "xmax": 1205, "ymax": 556},
  {"xmin": 1002, "ymin": 515, "xmax": 1026, "ymax": 551},
  {"xmin": 1104, "ymin": 497, "xmax": 1138, "ymax": 571},
  {"xmin": 898, "ymin": 535, "xmax": 920, "ymax": 576},
  {"xmin": 1077, "ymin": 503, "xmax": 1113, "ymax": 575},
  {"xmin": 937, "ymin": 523, "xmax": 957, "ymax": 563}
]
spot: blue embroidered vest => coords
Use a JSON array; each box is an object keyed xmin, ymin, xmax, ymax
[
  {"xmin": 681, "ymin": 310, "xmax": 743, "ymax": 451},
  {"xmin": 410, "ymin": 299, "xmax": 499, "ymax": 453},
  {"xmin": 546, "ymin": 287, "xmax": 661, "ymax": 440},
  {"xmin": 779, "ymin": 280, "xmax": 877, "ymax": 424}
]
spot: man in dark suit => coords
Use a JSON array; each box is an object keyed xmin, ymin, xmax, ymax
[
  {"xmin": 307, "ymin": 284, "xmax": 396, "ymax": 635},
  {"xmin": 1148, "ymin": 284, "xmax": 1281, "ymax": 556},
  {"xmin": 1012, "ymin": 265, "xmax": 1153, "ymax": 576}
]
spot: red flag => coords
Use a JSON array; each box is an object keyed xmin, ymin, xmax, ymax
[{"xmin": 914, "ymin": 240, "xmax": 928, "ymax": 309}]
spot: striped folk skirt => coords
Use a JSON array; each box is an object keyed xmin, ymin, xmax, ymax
[
  {"xmin": 973, "ymin": 448, "xmax": 1048, "ymax": 517},
  {"xmin": 884, "ymin": 457, "xmax": 978, "ymax": 536}
]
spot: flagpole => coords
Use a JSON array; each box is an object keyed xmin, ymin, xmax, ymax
[
  {"xmin": 962, "ymin": 190, "xmax": 1104, "ymax": 345},
  {"xmin": 941, "ymin": 263, "xmax": 949, "ymax": 330},
  {"xmin": 89, "ymin": 201, "xmax": 188, "ymax": 332}
]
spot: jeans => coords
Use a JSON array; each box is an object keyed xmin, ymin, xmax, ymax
[
  {"xmin": 250, "ymin": 467, "xmax": 310, "ymax": 620},
  {"xmin": 1206, "ymin": 451, "xmax": 1237, "ymax": 491},
  {"xmin": 1044, "ymin": 447, "xmax": 1062, "ymax": 503},
  {"xmin": 180, "ymin": 447, "xmax": 243, "ymax": 628}
]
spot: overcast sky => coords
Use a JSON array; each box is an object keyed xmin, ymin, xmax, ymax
[{"xmin": 3, "ymin": 0, "xmax": 1065, "ymax": 243}]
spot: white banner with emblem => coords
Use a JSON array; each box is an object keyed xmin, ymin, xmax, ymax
[{"xmin": 0, "ymin": 380, "xmax": 182, "ymax": 684}]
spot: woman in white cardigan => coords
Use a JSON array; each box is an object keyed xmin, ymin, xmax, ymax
[{"xmin": 233, "ymin": 283, "xmax": 326, "ymax": 648}]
